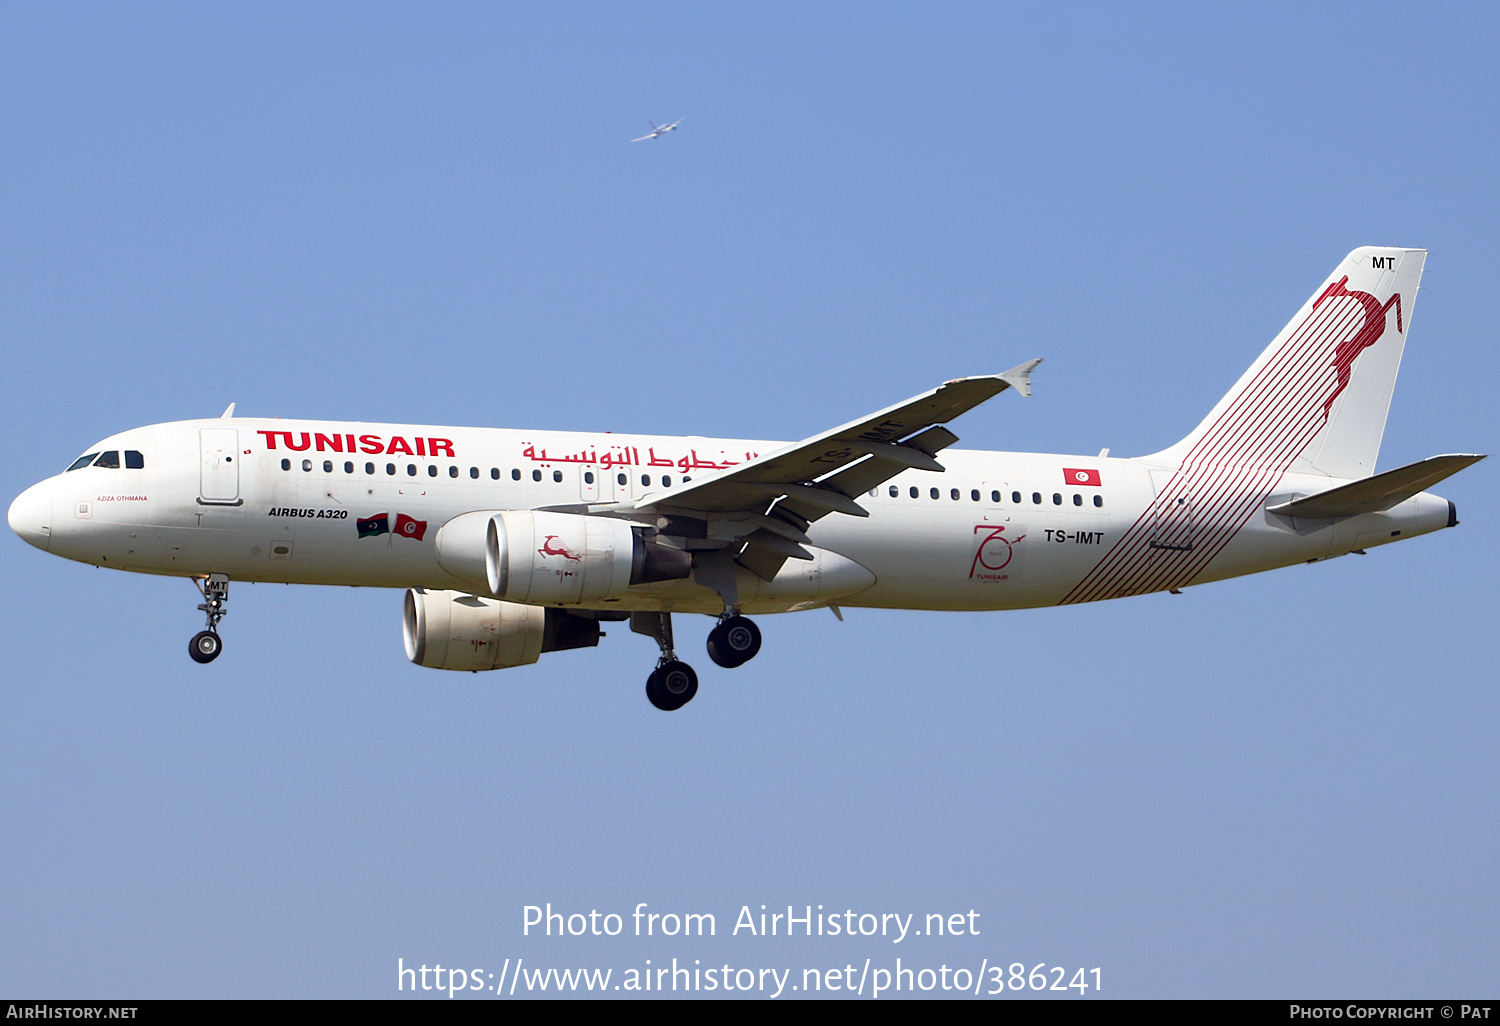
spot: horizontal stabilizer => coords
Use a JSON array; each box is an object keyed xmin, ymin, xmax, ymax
[{"xmin": 1267, "ymin": 454, "xmax": 1485, "ymax": 519}]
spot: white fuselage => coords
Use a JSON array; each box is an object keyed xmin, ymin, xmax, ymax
[{"xmin": 10, "ymin": 417, "xmax": 1456, "ymax": 616}]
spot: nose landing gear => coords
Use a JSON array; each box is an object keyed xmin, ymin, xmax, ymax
[{"xmin": 189, "ymin": 574, "xmax": 229, "ymax": 664}]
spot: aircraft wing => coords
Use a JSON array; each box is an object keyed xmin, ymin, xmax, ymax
[{"xmin": 634, "ymin": 360, "xmax": 1041, "ymax": 578}]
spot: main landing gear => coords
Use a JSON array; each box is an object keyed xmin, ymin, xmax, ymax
[
  {"xmin": 647, "ymin": 661, "xmax": 698, "ymax": 712},
  {"xmin": 632, "ymin": 612, "xmax": 698, "ymax": 711},
  {"xmin": 189, "ymin": 573, "xmax": 229, "ymax": 664},
  {"xmin": 631, "ymin": 610, "xmax": 762, "ymax": 711},
  {"xmin": 707, "ymin": 613, "xmax": 761, "ymax": 668}
]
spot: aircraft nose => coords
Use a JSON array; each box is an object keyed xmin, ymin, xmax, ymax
[{"xmin": 8, "ymin": 482, "xmax": 53, "ymax": 551}]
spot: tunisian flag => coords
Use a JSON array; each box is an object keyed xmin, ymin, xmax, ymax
[
  {"xmin": 1062, "ymin": 468, "xmax": 1102, "ymax": 486},
  {"xmin": 394, "ymin": 513, "xmax": 428, "ymax": 541}
]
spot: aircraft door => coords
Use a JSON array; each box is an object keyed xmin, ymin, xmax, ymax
[
  {"xmin": 581, "ymin": 466, "xmax": 616, "ymax": 503},
  {"xmin": 1149, "ymin": 469, "xmax": 1193, "ymax": 551},
  {"xmin": 199, "ymin": 428, "xmax": 242, "ymax": 505}
]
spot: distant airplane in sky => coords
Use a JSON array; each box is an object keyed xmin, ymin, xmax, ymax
[
  {"xmin": 8, "ymin": 248, "xmax": 1483, "ymax": 711},
  {"xmin": 631, "ymin": 117, "xmax": 683, "ymax": 141}
]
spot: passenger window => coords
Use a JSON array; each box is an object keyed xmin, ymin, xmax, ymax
[
  {"xmin": 323, "ymin": 460, "xmax": 334, "ymax": 473},
  {"xmin": 67, "ymin": 453, "xmax": 100, "ymax": 472},
  {"xmin": 95, "ymin": 451, "xmax": 120, "ymax": 469},
  {"xmin": 909, "ymin": 486, "xmax": 919, "ymax": 498},
  {"xmin": 991, "ymin": 490, "xmax": 1001, "ymax": 503},
  {"xmin": 533, "ymin": 470, "xmax": 543, "ymax": 482},
  {"xmin": 617, "ymin": 473, "xmax": 627, "ymax": 486},
  {"xmin": 1032, "ymin": 492, "xmax": 1042, "ymax": 504},
  {"xmin": 971, "ymin": 489, "xmax": 980, "ymax": 501},
  {"xmin": 950, "ymin": 488, "xmax": 960, "ymax": 501},
  {"xmin": 554, "ymin": 470, "xmax": 564, "ymax": 483},
  {"xmin": 344, "ymin": 461, "xmax": 354, "ymax": 473},
  {"xmin": 511, "ymin": 469, "xmax": 521, "ymax": 481},
  {"xmin": 490, "ymin": 468, "xmax": 499, "ymax": 480},
  {"xmin": 1094, "ymin": 495, "xmax": 1103, "ymax": 508},
  {"xmin": 662, "ymin": 476, "xmax": 672, "ymax": 487},
  {"xmin": 642, "ymin": 475, "xmax": 651, "ymax": 487},
  {"xmin": 1052, "ymin": 493, "xmax": 1062, "ymax": 505},
  {"xmin": 889, "ymin": 485, "xmax": 899, "ymax": 497},
  {"xmin": 125, "ymin": 450, "xmax": 145, "ymax": 469},
  {"xmin": 281, "ymin": 458, "xmax": 291, "ymax": 471},
  {"xmin": 303, "ymin": 459, "xmax": 313, "ymax": 472},
  {"xmin": 469, "ymin": 467, "xmax": 478, "ymax": 479},
  {"xmin": 386, "ymin": 463, "xmax": 396, "ymax": 475},
  {"xmin": 584, "ymin": 471, "xmax": 595, "ymax": 484},
  {"xmin": 930, "ymin": 487, "xmax": 939, "ymax": 500},
  {"xmin": 366, "ymin": 462, "xmax": 375, "ymax": 475},
  {"xmin": 1012, "ymin": 491, "xmax": 1022, "ymax": 504},
  {"xmin": 427, "ymin": 465, "xmax": 437, "ymax": 477},
  {"xmin": 407, "ymin": 464, "xmax": 417, "ymax": 476}
]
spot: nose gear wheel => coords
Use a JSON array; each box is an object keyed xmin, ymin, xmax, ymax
[{"xmin": 189, "ymin": 630, "xmax": 222, "ymax": 663}]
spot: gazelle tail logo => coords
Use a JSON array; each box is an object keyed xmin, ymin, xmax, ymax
[{"xmin": 1313, "ymin": 275, "xmax": 1403, "ymax": 418}]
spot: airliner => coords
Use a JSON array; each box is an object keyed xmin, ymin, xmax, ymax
[
  {"xmin": 631, "ymin": 117, "xmax": 683, "ymax": 142},
  {"xmin": 8, "ymin": 247, "xmax": 1483, "ymax": 710}
]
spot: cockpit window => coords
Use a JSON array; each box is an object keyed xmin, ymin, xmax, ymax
[
  {"xmin": 67, "ymin": 452, "xmax": 100, "ymax": 471},
  {"xmin": 94, "ymin": 451, "xmax": 121, "ymax": 469},
  {"xmin": 125, "ymin": 450, "xmax": 145, "ymax": 469}
]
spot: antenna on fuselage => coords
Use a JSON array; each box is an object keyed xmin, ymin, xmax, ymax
[{"xmin": 220, "ymin": 403, "xmax": 236, "ymax": 419}]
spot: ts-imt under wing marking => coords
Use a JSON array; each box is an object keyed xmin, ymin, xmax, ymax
[{"xmin": 7, "ymin": 247, "xmax": 1484, "ymax": 712}]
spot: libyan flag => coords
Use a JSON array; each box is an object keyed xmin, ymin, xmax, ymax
[
  {"xmin": 357, "ymin": 513, "xmax": 389, "ymax": 538},
  {"xmin": 395, "ymin": 513, "xmax": 428, "ymax": 541}
]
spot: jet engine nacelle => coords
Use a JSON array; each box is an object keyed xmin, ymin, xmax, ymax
[
  {"xmin": 434, "ymin": 509, "xmax": 692, "ymax": 605},
  {"xmin": 488, "ymin": 511, "xmax": 637, "ymax": 604},
  {"xmin": 403, "ymin": 588, "xmax": 606, "ymax": 671}
]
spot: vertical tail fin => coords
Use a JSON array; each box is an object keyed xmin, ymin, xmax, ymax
[{"xmin": 1146, "ymin": 246, "xmax": 1425, "ymax": 479}]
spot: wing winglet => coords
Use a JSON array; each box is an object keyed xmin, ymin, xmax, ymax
[{"xmin": 998, "ymin": 358, "xmax": 1043, "ymax": 398}]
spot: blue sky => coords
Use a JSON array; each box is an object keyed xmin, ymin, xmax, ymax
[{"xmin": 2, "ymin": 2, "xmax": 1495, "ymax": 998}]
